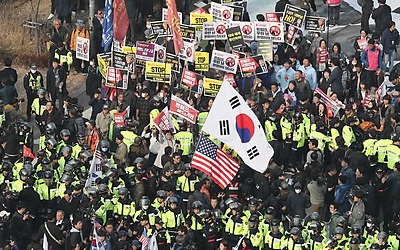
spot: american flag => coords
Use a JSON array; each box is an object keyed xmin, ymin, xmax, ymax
[
  {"xmin": 138, "ymin": 228, "xmax": 149, "ymax": 250},
  {"xmin": 191, "ymin": 135, "xmax": 239, "ymax": 189}
]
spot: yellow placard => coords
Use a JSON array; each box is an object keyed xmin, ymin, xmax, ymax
[
  {"xmin": 203, "ymin": 77, "xmax": 222, "ymax": 97},
  {"xmin": 195, "ymin": 52, "xmax": 209, "ymax": 71},
  {"xmin": 122, "ymin": 46, "xmax": 136, "ymax": 54},
  {"xmin": 97, "ymin": 53, "xmax": 111, "ymax": 79},
  {"xmin": 145, "ymin": 61, "xmax": 172, "ymax": 83},
  {"xmin": 190, "ymin": 13, "xmax": 212, "ymax": 30}
]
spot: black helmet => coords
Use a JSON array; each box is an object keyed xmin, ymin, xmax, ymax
[
  {"xmin": 67, "ymin": 159, "xmax": 80, "ymax": 169},
  {"xmin": 351, "ymin": 225, "xmax": 361, "ymax": 234},
  {"xmin": 290, "ymin": 227, "xmax": 301, "ymax": 236},
  {"xmin": 80, "ymin": 150, "xmax": 92, "ymax": 159},
  {"xmin": 337, "ymin": 216, "xmax": 347, "ymax": 227},
  {"xmin": 192, "ymin": 201, "xmax": 203, "ymax": 210},
  {"xmin": 46, "ymin": 138, "xmax": 58, "ymax": 147},
  {"xmin": 60, "ymin": 172, "xmax": 73, "ymax": 182},
  {"xmin": 46, "ymin": 122, "xmax": 57, "ymax": 132},
  {"xmin": 87, "ymin": 187, "xmax": 98, "ymax": 196},
  {"xmin": 98, "ymin": 184, "xmax": 108, "ymax": 194},
  {"xmin": 140, "ymin": 196, "xmax": 150, "ymax": 208},
  {"xmin": 64, "ymin": 163, "xmax": 74, "ymax": 172},
  {"xmin": 202, "ymin": 209, "xmax": 213, "ymax": 219},
  {"xmin": 225, "ymin": 197, "xmax": 239, "ymax": 206},
  {"xmin": 266, "ymin": 206, "xmax": 275, "ymax": 215},
  {"xmin": 76, "ymin": 132, "xmax": 86, "ymax": 140},
  {"xmin": 60, "ymin": 145, "xmax": 72, "ymax": 155},
  {"xmin": 249, "ymin": 214, "xmax": 259, "ymax": 223},
  {"xmin": 292, "ymin": 215, "xmax": 303, "ymax": 227},
  {"xmin": 309, "ymin": 221, "xmax": 319, "ymax": 231},
  {"xmin": 271, "ymin": 219, "xmax": 280, "ymax": 227},
  {"xmin": 248, "ymin": 198, "xmax": 258, "ymax": 206},
  {"xmin": 334, "ymin": 227, "xmax": 343, "ymax": 235},
  {"xmin": 41, "ymin": 158, "xmax": 51, "ymax": 166},
  {"xmin": 44, "ymin": 171, "xmax": 53, "ymax": 179},
  {"xmin": 156, "ymin": 190, "xmax": 167, "ymax": 199},
  {"xmin": 213, "ymin": 209, "xmax": 223, "ymax": 219},
  {"xmin": 1, "ymin": 161, "xmax": 12, "ymax": 171},
  {"xmin": 20, "ymin": 168, "xmax": 30, "ymax": 177},
  {"xmin": 229, "ymin": 202, "xmax": 242, "ymax": 211},
  {"xmin": 310, "ymin": 212, "xmax": 319, "ymax": 221},
  {"xmin": 350, "ymin": 237, "xmax": 360, "ymax": 245},
  {"xmin": 168, "ymin": 196, "xmax": 178, "ymax": 205},
  {"xmin": 370, "ymin": 243, "xmax": 379, "ymax": 250},
  {"xmin": 118, "ymin": 187, "xmax": 129, "ymax": 196},
  {"xmin": 60, "ymin": 129, "xmax": 71, "ymax": 137}
]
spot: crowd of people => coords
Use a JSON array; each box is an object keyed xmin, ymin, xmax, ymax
[{"xmin": 0, "ymin": 0, "xmax": 400, "ymax": 249}]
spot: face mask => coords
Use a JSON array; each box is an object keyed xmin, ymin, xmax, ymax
[
  {"xmin": 141, "ymin": 93, "xmax": 146, "ymax": 98},
  {"xmin": 159, "ymin": 92, "xmax": 164, "ymax": 98},
  {"xmin": 30, "ymin": 70, "xmax": 36, "ymax": 74},
  {"xmin": 295, "ymin": 188, "xmax": 301, "ymax": 194},
  {"xmin": 352, "ymin": 61, "xmax": 357, "ymax": 65},
  {"xmin": 142, "ymin": 205, "xmax": 149, "ymax": 210},
  {"xmin": 101, "ymin": 147, "xmax": 108, "ymax": 152},
  {"xmin": 89, "ymin": 61, "xmax": 94, "ymax": 66},
  {"xmin": 367, "ymin": 223, "xmax": 372, "ymax": 228}
]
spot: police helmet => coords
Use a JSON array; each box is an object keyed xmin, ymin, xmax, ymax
[
  {"xmin": 140, "ymin": 196, "xmax": 150, "ymax": 208},
  {"xmin": 229, "ymin": 202, "xmax": 242, "ymax": 211},
  {"xmin": 60, "ymin": 129, "xmax": 71, "ymax": 137},
  {"xmin": 370, "ymin": 243, "xmax": 379, "ymax": 249},
  {"xmin": 43, "ymin": 171, "xmax": 53, "ymax": 179},
  {"xmin": 337, "ymin": 216, "xmax": 347, "ymax": 227},
  {"xmin": 249, "ymin": 214, "xmax": 259, "ymax": 223},
  {"xmin": 266, "ymin": 206, "xmax": 275, "ymax": 215},
  {"xmin": 60, "ymin": 172, "xmax": 73, "ymax": 183},
  {"xmin": 133, "ymin": 157, "xmax": 145, "ymax": 165},
  {"xmin": 98, "ymin": 184, "xmax": 108, "ymax": 194},
  {"xmin": 20, "ymin": 168, "xmax": 30, "ymax": 177},
  {"xmin": 248, "ymin": 198, "xmax": 258, "ymax": 206},
  {"xmin": 290, "ymin": 227, "xmax": 301, "ymax": 236},
  {"xmin": 76, "ymin": 132, "xmax": 86, "ymax": 141},
  {"xmin": 192, "ymin": 201, "xmax": 203, "ymax": 210},
  {"xmin": 157, "ymin": 190, "xmax": 167, "ymax": 199},
  {"xmin": 60, "ymin": 145, "xmax": 72, "ymax": 155},
  {"xmin": 168, "ymin": 196, "xmax": 178, "ymax": 206},
  {"xmin": 23, "ymin": 163, "xmax": 33, "ymax": 174},
  {"xmin": 67, "ymin": 159, "xmax": 80, "ymax": 169},
  {"xmin": 118, "ymin": 187, "xmax": 129, "ymax": 196},
  {"xmin": 80, "ymin": 150, "xmax": 92, "ymax": 159},
  {"xmin": 1, "ymin": 161, "xmax": 12, "ymax": 171},
  {"xmin": 271, "ymin": 219, "xmax": 280, "ymax": 227},
  {"xmin": 292, "ymin": 215, "xmax": 303, "ymax": 227},
  {"xmin": 309, "ymin": 221, "xmax": 319, "ymax": 231},
  {"xmin": 350, "ymin": 237, "xmax": 360, "ymax": 245},
  {"xmin": 41, "ymin": 158, "xmax": 52, "ymax": 166},
  {"xmin": 37, "ymin": 88, "xmax": 47, "ymax": 96},
  {"xmin": 87, "ymin": 187, "xmax": 98, "ymax": 196},
  {"xmin": 310, "ymin": 212, "xmax": 319, "ymax": 221},
  {"xmin": 351, "ymin": 225, "xmax": 361, "ymax": 234},
  {"xmin": 213, "ymin": 209, "xmax": 223, "ymax": 220},
  {"xmin": 225, "ymin": 197, "xmax": 239, "ymax": 206},
  {"xmin": 377, "ymin": 232, "xmax": 387, "ymax": 240},
  {"xmin": 334, "ymin": 227, "xmax": 344, "ymax": 235},
  {"xmin": 46, "ymin": 138, "xmax": 58, "ymax": 147}
]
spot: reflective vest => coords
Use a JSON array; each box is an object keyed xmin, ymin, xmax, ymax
[
  {"xmin": 342, "ymin": 125, "xmax": 356, "ymax": 147},
  {"xmin": 386, "ymin": 144, "xmax": 400, "ymax": 169},
  {"xmin": 374, "ymin": 139, "xmax": 393, "ymax": 163},
  {"xmin": 27, "ymin": 72, "xmax": 42, "ymax": 90},
  {"xmin": 36, "ymin": 182, "xmax": 58, "ymax": 200},
  {"xmin": 12, "ymin": 161, "xmax": 24, "ymax": 180},
  {"xmin": 133, "ymin": 209, "xmax": 158, "ymax": 225},
  {"xmin": 363, "ymin": 138, "xmax": 377, "ymax": 156},
  {"xmin": 176, "ymin": 175, "xmax": 198, "ymax": 194},
  {"xmin": 120, "ymin": 130, "xmax": 137, "ymax": 149},
  {"xmin": 265, "ymin": 232, "xmax": 284, "ymax": 250},
  {"xmin": 149, "ymin": 108, "xmax": 160, "ymax": 128},
  {"xmin": 174, "ymin": 131, "xmax": 193, "ymax": 156},
  {"xmin": 0, "ymin": 113, "xmax": 5, "ymax": 127},
  {"xmin": 11, "ymin": 179, "xmax": 25, "ymax": 193},
  {"xmin": 162, "ymin": 210, "xmax": 184, "ymax": 229},
  {"xmin": 54, "ymin": 50, "xmax": 73, "ymax": 70},
  {"xmin": 197, "ymin": 111, "xmax": 209, "ymax": 132},
  {"xmin": 225, "ymin": 215, "xmax": 248, "ymax": 236},
  {"xmin": 280, "ymin": 116, "xmax": 292, "ymax": 140},
  {"xmin": 108, "ymin": 180, "xmax": 125, "ymax": 197},
  {"xmin": 264, "ymin": 120, "xmax": 277, "ymax": 142},
  {"xmin": 114, "ymin": 198, "xmax": 135, "ymax": 216},
  {"xmin": 302, "ymin": 113, "xmax": 311, "ymax": 137},
  {"xmin": 309, "ymin": 130, "xmax": 330, "ymax": 151},
  {"xmin": 248, "ymin": 228, "xmax": 264, "ymax": 249},
  {"xmin": 328, "ymin": 128, "xmax": 340, "ymax": 152},
  {"xmin": 72, "ymin": 144, "xmax": 82, "ymax": 159},
  {"xmin": 31, "ymin": 98, "xmax": 47, "ymax": 116},
  {"xmin": 188, "ymin": 214, "xmax": 203, "ymax": 231},
  {"xmin": 388, "ymin": 235, "xmax": 400, "ymax": 250},
  {"xmin": 283, "ymin": 238, "xmax": 307, "ymax": 250},
  {"xmin": 293, "ymin": 123, "xmax": 306, "ymax": 148}
]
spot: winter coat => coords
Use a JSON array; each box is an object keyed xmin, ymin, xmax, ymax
[
  {"xmin": 372, "ymin": 4, "xmax": 392, "ymax": 36},
  {"xmin": 348, "ymin": 200, "xmax": 365, "ymax": 227},
  {"xmin": 381, "ymin": 27, "xmax": 400, "ymax": 54}
]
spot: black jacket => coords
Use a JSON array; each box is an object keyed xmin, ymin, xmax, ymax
[
  {"xmin": 46, "ymin": 66, "xmax": 68, "ymax": 100},
  {"xmin": 0, "ymin": 67, "xmax": 18, "ymax": 86},
  {"xmin": 372, "ymin": 4, "xmax": 392, "ymax": 36},
  {"xmin": 37, "ymin": 222, "xmax": 65, "ymax": 250}
]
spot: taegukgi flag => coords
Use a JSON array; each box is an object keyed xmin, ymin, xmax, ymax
[{"xmin": 201, "ymin": 80, "xmax": 274, "ymax": 173}]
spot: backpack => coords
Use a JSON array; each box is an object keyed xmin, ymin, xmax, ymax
[{"xmin": 74, "ymin": 117, "xmax": 86, "ymax": 135}]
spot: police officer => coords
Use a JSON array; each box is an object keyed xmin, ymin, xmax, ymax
[
  {"xmin": 174, "ymin": 122, "xmax": 193, "ymax": 163},
  {"xmin": 202, "ymin": 209, "xmax": 222, "ymax": 250},
  {"xmin": 31, "ymin": 88, "xmax": 48, "ymax": 127},
  {"xmin": 11, "ymin": 168, "xmax": 29, "ymax": 193},
  {"xmin": 71, "ymin": 132, "xmax": 86, "ymax": 159},
  {"xmin": 187, "ymin": 200, "xmax": 205, "ymax": 248},
  {"xmin": 23, "ymin": 63, "xmax": 43, "ymax": 120},
  {"xmin": 162, "ymin": 196, "xmax": 184, "ymax": 241},
  {"xmin": 176, "ymin": 164, "xmax": 199, "ymax": 214},
  {"xmin": 154, "ymin": 217, "xmax": 171, "ymax": 250},
  {"xmin": 308, "ymin": 221, "xmax": 325, "ymax": 250},
  {"xmin": 114, "ymin": 187, "xmax": 135, "ymax": 219},
  {"xmin": 36, "ymin": 171, "xmax": 58, "ymax": 211},
  {"xmin": 133, "ymin": 196, "xmax": 158, "ymax": 225},
  {"xmin": 247, "ymin": 214, "xmax": 264, "ymax": 249},
  {"xmin": 225, "ymin": 202, "xmax": 249, "ymax": 245},
  {"xmin": 387, "ymin": 227, "xmax": 400, "ymax": 249},
  {"xmin": 265, "ymin": 219, "xmax": 285, "ymax": 250},
  {"xmin": 120, "ymin": 118, "xmax": 139, "ymax": 150},
  {"xmin": 283, "ymin": 226, "xmax": 307, "ymax": 250},
  {"xmin": 57, "ymin": 129, "xmax": 71, "ymax": 153}
]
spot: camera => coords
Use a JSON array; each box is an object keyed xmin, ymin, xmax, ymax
[{"xmin": 26, "ymin": 212, "xmax": 35, "ymax": 219}]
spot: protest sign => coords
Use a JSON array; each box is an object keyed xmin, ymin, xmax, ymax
[
  {"xmin": 190, "ymin": 13, "xmax": 213, "ymax": 30},
  {"xmin": 153, "ymin": 107, "xmax": 175, "ymax": 132},
  {"xmin": 202, "ymin": 22, "xmax": 228, "ymax": 40},
  {"xmin": 114, "ymin": 109, "xmax": 128, "ymax": 127},
  {"xmin": 210, "ymin": 50, "xmax": 239, "ymax": 74},
  {"xmin": 122, "ymin": 46, "xmax": 136, "ymax": 54},
  {"xmin": 223, "ymin": 73, "xmax": 237, "ymax": 87},
  {"xmin": 150, "ymin": 21, "xmax": 171, "ymax": 37},
  {"xmin": 285, "ymin": 25, "xmax": 299, "ymax": 46},
  {"xmin": 203, "ymin": 77, "xmax": 223, "ymax": 97},
  {"xmin": 305, "ymin": 16, "xmax": 326, "ymax": 32},
  {"xmin": 182, "ymin": 69, "xmax": 198, "ymax": 88},
  {"xmin": 145, "ymin": 61, "xmax": 172, "ymax": 82},
  {"xmin": 265, "ymin": 12, "xmax": 280, "ymax": 22},
  {"xmin": 266, "ymin": 22, "xmax": 284, "ymax": 42},
  {"xmin": 106, "ymin": 67, "xmax": 129, "ymax": 89},
  {"xmin": 112, "ymin": 51, "xmax": 128, "ymax": 70},
  {"xmin": 254, "ymin": 21, "xmax": 270, "ymax": 40},
  {"xmin": 238, "ymin": 57, "xmax": 258, "ymax": 76},
  {"xmin": 179, "ymin": 41, "xmax": 195, "ymax": 62},
  {"xmin": 283, "ymin": 4, "xmax": 306, "ymax": 28},
  {"xmin": 257, "ymin": 40, "xmax": 273, "ymax": 62},
  {"xmin": 155, "ymin": 44, "xmax": 166, "ymax": 63},
  {"xmin": 195, "ymin": 51, "xmax": 209, "ymax": 71},
  {"xmin": 210, "ymin": 2, "xmax": 234, "ymax": 22},
  {"xmin": 253, "ymin": 55, "xmax": 270, "ymax": 75},
  {"xmin": 136, "ymin": 41, "xmax": 155, "ymax": 61},
  {"xmin": 226, "ymin": 26, "xmax": 244, "ymax": 50},
  {"xmin": 169, "ymin": 95, "xmax": 199, "ymax": 124},
  {"xmin": 112, "ymin": 38, "xmax": 124, "ymax": 53},
  {"xmin": 226, "ymin": 5, "xmax": 244, "ymax": 21},
  {"xmin": 97, "ymin": 52, "xmax": 112, "ymax": 78},
  {"xmin": 76, "ymin": 37, "xmax": 90, "ymax": 61},
  {"xmin": 166, "ymin": 53, "xmax": 181, "ymax": 73},
  {"xmin": 230, "ymin": 21, "xmax": 254, "ymax": 40},
  {"xmin": 162, "ymin": 8, "xmax": 182, "ymax": 23},
  {"xmin": 180, "ymin": 24, "xmax": 196, "ymax": 40}
]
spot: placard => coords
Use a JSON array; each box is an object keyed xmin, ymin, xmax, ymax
[
  {"xmin": 265, "ymin": 12, "xmax": 280, "ymax": 22},
  {"xmin": 266, "ymin": 22, "xmax": 284, "ymax": 43},
  {"xmin": 195, "ymin": 52, "xmax": 209, "ymax": 71},
  {"xmin": 112, "ymin": 51, "xmax": 128, "ymax": 70},
  {"xmin": 162, "ymin": 8, "xmax": 182, "ymax": 23},
  {"xmin": 190, "ymin": 13, "xmax": 213, "ymax": 30},
  {"xmin": 283, "ymin": 4, "xmax": 306, "ymax": 29},
  {"xmin": 155, "ymin": 44, "xmax": 166, "ymax": 63},
  {"xmin": 285, "ymin": 25, "xmax": 299, "ymax": 46},
  {"xmin": 97, "ymin": 53, "xmax": 112, "ymax": 79},
  {"xmin": 257, "ymin": 40, "xmax": 273, "ymax": 62},
  {"xmin": 253, "ymin": 55, "xmax": 269, "ymax": 75},
  {"xmin": 210, "ymin": 50, "xmax": 239, "ymax": 74},
  {"xmin": 122, "ymin": 46, "xmax": 136, "ymax": 54},
  {"xmin": 227, "ymin": 5, "xmax": 244, "ymax": 21},
  {"xmin": 226, "ymin": 26, "xmax": 244, "ymax": 50},
  {"xmin": 76, "ymin": 37, "xmax": 90, "ymax": 61},
  {"xmin": 106, "ymin": 67, "xmax": 129, "ymax": 89},
  {"xmin": 145, "ymin": 61, "xmax": 172, "ymax": 82},
  {"xmin": 210, "ymin": 2, "xmax": 234, "ymax": 22},
  {"xmin": 136, "ymin": 41, "xmax": 155, "ymax": 61},
  {"xmin": 178, "ymin": 41, "xmax": 195, "ymax": 62},
  {"xmin": 254, "ymin": 21, "xmax": 270, "ymax": 40},
  {"xmin": 238, "ymin": 57, "xmax": 258, "ymax": 76},
  {"xmin": 202, "ymin": 22, "xmax": 228, "ymax": 40},
  {"xmin": 150, "ymin": 21, "xmax": 171, "ymax": 37},
  {"xmin": 166, "ymin": 53, "xmax": 181, "ymax": 73},
  {"xmin": 180, "ymin": 24, "xmax": 196, "ymax": 40},
  {"xmin": 305, "ymin": 16, "xmax": 326, "ymax": 32},
  {"xmin": 230, "ymin": 21, "xmax": 254, "ymax": 41},
  {"xmin": 169, "ymin": 95, "xmax": 199, "ymax": 124},
  {"xmin": 203, "ymin": 77, "xmax": 223, "ymax": 97}
]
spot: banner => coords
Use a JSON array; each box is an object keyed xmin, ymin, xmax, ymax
[
  {"xmin": 153, "ymin": 107, "xmax": 175, "ymax": 132},
  {"xmin": 202, "ymin": 22, "xmax": 228, "ymax": 40},
  {"xmin": 210, "ymin": 50, "xmax": 239, "ymax": 74},
  {"xmin": 102, "ymin": 0, "xmax": 113, "ymax": 52},
  {"xmin": 204, "ymin": 77, "xmax": 223, "ymax": 97},
  {"xmin": 85, "ymin": 148, "xmax": 103, "ymax": 189},
  {"xmin": 305, "ymin": 16, "xmax": 326, "ymax": 32},
  {"xmin": 210, "ymin": 2, "xmax": 234, "ymax": 22},
  {"xmin": 113, "ymin": 0, "xmax": 129, "ymax": 44},
  {"xmin": 178, "ymin": 41, "xmax": 195, "ymax": 62},
  {"xmin": 257, "ymin": 40, "xmax": 273, "ymax": 62},
  {"xmin": 195, "ymin": 52, "xmax": 209, "ymax": 71},
  {"xmin": 282, "ymin": 4, "xmax": 306, "ymax": 29},
  {"xmin": 167, "ymin": 0, "xmax": 184, "ymax": 55},
  {"xmin": 190, "ymin": 13, "xmax": 213, "ymax": 30},
  {"xmin": 97, "ymin": 53, "xmax": 112, "ymax": 78},
  {"xmin": 151, "ymin": 21, "xmax": 171, "ymax": 37},
  {"xmin": 145, "ymin": 61, "xmax": 172, "ymax": 82},
  {"xmin": 230, "ymin": 21, "xmax": 254, "ymax": 40},
  {"xmin": 265, "ymin": 22, "xmax": 284, "ymax": 42},
  {"xmin": 180, "ymin": 24, "xmax": 196, "ymax": 40},
  {"xmin": 238, "ymin": 57, "xmax": 258, "ymax": 76},
  {"xmin": 136, "ymin": 41, "xmax": 155, "ymax": 61},
  {"xmin": 226, "ymin": 26, "xmax": 244, "ymax": 50},
  {"xmin": 169, "ymin": 95, "xmax": 199, "ymax": 124},
  {"xmin": 254, "ymin": 21, "xmax": 270, "ymax": 40},
  {"xmin": 76, "ymin": 37, "xmax": 90, "ymax": 61},
  {"xmin": 202, "ymin": 81, "xmax": 274, "ymax": 173},
  {"xmin": 106, "ymin": 67, "xmax": 129, "ymax": 89},
  {"xmin": 182, "ymin": 69, "xmax": 198, "ymax": 88}
]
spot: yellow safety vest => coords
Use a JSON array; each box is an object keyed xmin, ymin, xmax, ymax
[
  {"xmin": 32, "ymin": 98, "xmax": 47, "ymax": 116},
  {"xmin": 264, "ymin": 120, "xmax": 277, "ymax": 142},
  {"xmin": 174, "ymin": 131, "xmax": 193, "ymax": 156},
  {"xmin": 374, "ymin": 139, "xmax": 393, "ymax": 163},
  {"xmin": 386, "ymin": 144, "xmax": 400, "ymax": 170},
  {"xmin": 328, "ymin": 128, "xmax": 340, "ymax": 152},
  {"xmin": 363, "ymin": 138, "xmax": 377, "ymax": 156},
  {"xmin": 120, "ymin": 130, "xmax": 137, "ymax": 149},
  {"xmin": 27, "ymin": 73, "xmax": 42, "ymax": 90}
]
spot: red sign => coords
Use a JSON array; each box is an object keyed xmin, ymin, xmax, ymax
[
  {"xmin": 136, "ymin": 41, "xmax": 156, "ymax": 61},
  {"xmin": 153, "ymin": 107, "xmax": 175, "ymax": 132},
  {"xmin": 182, "ymin": 69, "xmax": 198, "ymax": 88},
  {"xmin": 169, "ymin": 95, "xmax": 199, "ymax": 124},
  {"xmin": 114, "ymin": 109, "xmax": 127, "ymax": 127},
  {"xmin": 265, "ymin": 12, "xmax": 280, "ymax": 22},
  {"xmin": 238, "ymin": 57, "xmax": 258, "ymax": 74}
]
